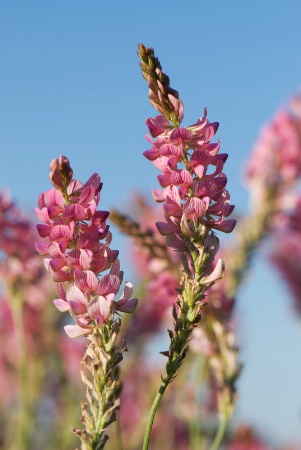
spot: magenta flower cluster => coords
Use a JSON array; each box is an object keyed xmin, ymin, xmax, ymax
[
  {"xmin": 34, "ymin": 157, "xmax": 137, "ymax": 338},
  {"xmin": 143, "ymin": 108, "xmax": 236, "ymax": 250}
]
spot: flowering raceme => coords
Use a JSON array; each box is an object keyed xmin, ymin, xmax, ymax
[
  {"xmin": 34, "ymin": 155, "xmax": 138, "ymax": 338},
  {"xmin": 138, "ymin": 44, "xmax": 237, "ymax": 450},
  {"xmin": 35, "ymin": 155, "xmax": 138, "ymax": 449},
  {"xmin": 144, "ymin": 113, "xmax": 236, "ymax": 251}
]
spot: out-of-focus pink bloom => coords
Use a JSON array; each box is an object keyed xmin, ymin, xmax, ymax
[
  {"xmin": 245, "ymin": 93, "xmax": 301, "ymax": 206},
  {"xmin": 0, "ymin": 189, "xmax": 53, "ymax": 309},
  {"xmin": 59, "ymin": 334, "xmax": 87, "ymax": 386},
  {"xmin": 271, "ymin": 196, "xmax": 301, "ymax": 317},
  {"xmin": 125, "ymin": 271, "xmax": 178, "ymax": 341},
  {"xmin": 143, "ymin": 106, "xmax": 236, "ymax": 252},
  {"xmin": 227, "ymin": 425, "xmax": 272, "ymax": 450},
  {"xmin": 35, "ymin": 156, "xmax": 137, "ymax": 337}
]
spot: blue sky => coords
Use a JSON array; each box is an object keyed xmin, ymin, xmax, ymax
[{"xmin": 1, "ymin": 0, "xmax": 301, "ymax": 444}]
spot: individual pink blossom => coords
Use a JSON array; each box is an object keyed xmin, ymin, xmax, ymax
[{"xmin": 35, "ymin": 156, "xmax": 137, "ymax": 337}]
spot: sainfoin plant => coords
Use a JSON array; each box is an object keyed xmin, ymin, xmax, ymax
[{"xmin": 1, "ymin": 45, "xmax": 301, "ymax": 450}]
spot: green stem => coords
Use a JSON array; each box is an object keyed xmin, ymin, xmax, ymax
[
  {"xmin": 142, "ymin": 378, "xmax": 169, "ymax": 450},
  {"xmin": 12, "ymin": 294, "xmax": 31, "ymax": 450},
  {"xmin": 209, "ymin": 415, "xmax": 230, "ymax": 450},
  {"xmin": 114, "ymin": 412, "xmax": 123, "ymax": 450},
  {"xmin": 188, "ymin": 355, "xmax": 209, "ymax": 450}
]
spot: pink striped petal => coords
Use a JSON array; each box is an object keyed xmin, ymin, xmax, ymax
[
  {"xmin": 63, "ymin": 204, "xmax": 86, "ymax": 221},
  {"xmin": 49, "ymin": 258, "xmax": 66, "ymax": 272},
  {"xmin": 158, "ymin": 174, "xmax": 172, "ymax": 188},
  {"xmin": 204, "ymin": 123, "xmax": 219, "ymax": 142},
  {"xmin": 51, "ymin": 269, "xmax": 74, "ymax": 282},
  {"xmin": 36, "ymin": 224, "xmax": 52, "ymax": 238},
  {"xmin": 88, "ymin": 295, "xmax": 111, "ymax": 321},
  {"xmin": 208, "ymin": 219, "xmax": 237, "ymax": 233},
  {"xmin": 116, "ymin": 298, "xmax": 138, "ymax": 313},
  {"xmin": 143, "ymin": 148, "xmax": 160, "ymax": 161},
  {"xmin": 160, "ymin": 144, "xmax": 181, "ymax": 156},
  {"xmin": 53, "ymin": 298, "xmax": 71, "ymax": 312},
  {"xmin": 118, "ymin": 282, "xmax": 133, "ymax": 302},
  {"xmin": 156, "ymin": 221, "xmax": 180, "ymax": 236},
  {"xmin": 66, "ymin": 285, "xmax": 87, "ymax": 304},
  {"xmin": 34, "ymin": 207, "xmax": 51, "ymax": 223},
  {"xmin": 43, "ymin": 189, "xmax": 64, "ymax": 207},
  {"xmin": 35, "ymin": 242, "xmax": 50, "ymax": 255},
  {"xmin": 98, "ymin": 274, "xmax": 120, "ymax": 296},
  {"xmin": 152, "ymin": 189, "xmax": 165, "ymax": 202},
  {"xmin": 81, "ymin": 173, "xmax": 101, "ymax": 194},
  {"xmin": 75, "ymin": 269, "xmax": 98, "ymax": 293},
  {"xmin": 79, "ymin": 185, "xmax": 96, "ymax": 203},
  {"xmin": 163, "ymin": 201, "xmax": 182, "ymax": 217},
  {"xmin": 170, "ymin": 127, "xmax": 192, "ymax": 143},
  {"xmin": 64, "ymin": 324, "xmax": 91, "ymax": 338},
  {"xmin": 50, "ymin": 224, "xmax": 73, "ymax": 241},
  {"xmin": 202, "ymin": 258, "xmax": 225, "ymax": 284},
  {"xmin": 165, "ymin": 234, "xmax": 187, "ymax": 251}
]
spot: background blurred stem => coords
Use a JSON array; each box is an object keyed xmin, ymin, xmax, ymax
[
  {"xmin": 186, "ymin": 354, "xmax": 209, "ymax": 450},
  {"xmin": 209, "ymin": 414, "xmax": 230, "ymax": 450},
  {"xmin": 114, "ymin": 412, "xmax": 123, "ymax": 450},
  {"xmin": 12, "ymin": 292, "xmax": 31, "ymax": 450}
]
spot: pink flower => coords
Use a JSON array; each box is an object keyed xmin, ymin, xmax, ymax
[
  {"xmin": 271, "ymin": 196, "xmax": 301, "ymax": 317},
  {"xmin": 143, "ymin": 107, "xmax": 236, "ymax": 251},
  {"xmin": 245, "ymin": 93, "xmax": 301, "ymax": 204},
  {"xmin": 35, "ymin": 156, "xmax": 137, "ymax": 337}
]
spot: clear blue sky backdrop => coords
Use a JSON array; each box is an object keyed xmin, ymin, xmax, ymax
[{"xmin": 1, "ymin": 1, "xmax": 301, "ymax": 445}]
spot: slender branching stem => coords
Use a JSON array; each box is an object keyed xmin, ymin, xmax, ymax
[
  {"xmin": 209, "ymin": 414, "xmax": 231, "ymax": 450},
  {"xmin": 12, "ymin": 293, "xmax": 31, "ymax": 450},
  {"xmin": 142, "ymin": 377, "xmax": 171, "ymax": 450}
]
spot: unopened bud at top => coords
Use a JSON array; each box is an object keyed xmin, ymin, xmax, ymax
[{"xmin": 49, "ymin": 155, "xmax": 73, "ymax": 191}]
